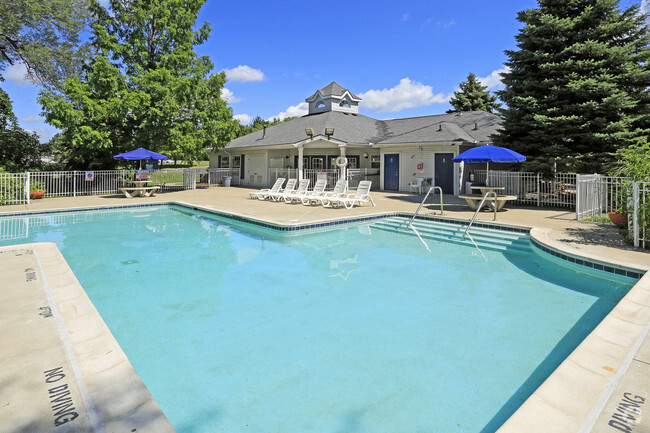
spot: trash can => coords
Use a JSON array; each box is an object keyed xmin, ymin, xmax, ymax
[{"xmin": 222, "ymin": 176, "xmax": 232, "ymax": 187}]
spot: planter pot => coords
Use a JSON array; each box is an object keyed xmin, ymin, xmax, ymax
[
  {"xmin": 30, "ymin": 190, "xmax": 45, "ymax": 199},
  {"xmin": 608, "ymin": 212, "xmax": 628, "ymax": 228}
]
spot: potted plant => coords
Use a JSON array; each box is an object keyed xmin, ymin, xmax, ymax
[
  {"xmin": 30, "ymin": 180, "xmax": 46, "ymax": 199},
  {"xmin": 607, "ymin": 181, "xmax": 629, "ymax": 228}
]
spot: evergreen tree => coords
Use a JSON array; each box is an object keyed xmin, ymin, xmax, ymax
[
  {"xmin": 495, "ymin": 0, "xmax": 650, "ymax": 175},
  {"xmin": 39, "ymin": 0, "xmax": 236, "ymax": 169},
  {"xmin": 446, "ymin": 73, "xmax": 501, "ymax": 113}
]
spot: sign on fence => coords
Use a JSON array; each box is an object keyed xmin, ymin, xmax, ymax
[
  {"xmin": 85, "ymin": 171, "xmax": 94, "ymax": 181},
  {"xmin": 135, "ymin": 170, "xmax": 151, "ymax": 180}
]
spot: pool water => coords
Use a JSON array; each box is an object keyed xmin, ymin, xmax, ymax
[{"xmin": 0, "ymin": 205, "xmax": 637, "ymax": 433}]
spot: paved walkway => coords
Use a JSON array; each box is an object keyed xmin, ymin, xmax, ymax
[{"xmin": 0, "ymin": 186, "xmax": 649, "ymax": 433}]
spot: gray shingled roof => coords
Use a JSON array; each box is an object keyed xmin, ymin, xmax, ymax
[
  {"xmin": 380, "ymin": 111, "xmax": 501, "ymax": 144},
  {"xmin": 225, "ymin": 110, "xmax": 501, "ymax": 149}
]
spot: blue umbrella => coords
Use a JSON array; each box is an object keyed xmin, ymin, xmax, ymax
[
  {"xmin": 113, "ymin": 147, "xmax": 168, "ymax": 161},
  {"xmin": 452, "ymin": 144, "xmax": 525, "ymax": 186},
  {"xmin": 114, "ymin": 147, "xmax": 168, "ymax": 169}
]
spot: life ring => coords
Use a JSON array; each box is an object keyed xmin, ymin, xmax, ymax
[{"xmin": 335, "ymin": 156, "xmax": 348, "ymax": 167}]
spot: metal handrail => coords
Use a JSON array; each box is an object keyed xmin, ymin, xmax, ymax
[
  {"xmin": 409, "ymin": 186, "xmax": 444, "ymax": 225},
  {"xmin": 464, "ymin": 191, "xmax": 498, "ymax": 235}
]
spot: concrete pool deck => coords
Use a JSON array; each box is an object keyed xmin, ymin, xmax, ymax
[{"xmin": 0, "ymin": 186, "xmax": 649, "ymax": 432}]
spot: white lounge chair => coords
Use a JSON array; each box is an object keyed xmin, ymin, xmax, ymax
[
  {"xmin": 320, "ymin": 179, "xmax": 349, "ymax": 207},
  {"xmin": 300, "ymin": 179, "xmax": 328, "ymax": 205},
  {"xmin": 284, "ymin": 179, "xmax": 310, "ymax": 203},
  {"xmin": 328, "ymin": 180, "xmax": 375, "ymax": 209},
  {"xmin": 269, "ymin": 178, "xmax": 297, "ymax": 201},
  {"xmin": 249, "ymin": 178, "xmax": 285, "ymax": 200}
]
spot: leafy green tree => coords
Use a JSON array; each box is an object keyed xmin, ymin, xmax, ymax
[
  {"xmin": 0, "ymin": 0, "xmax": 92, "ymax": 90},
  {"xmin": 39, "ymin": 0, "xmax": 236, "ymax": 169},
  {"xmin": 236, "ymin": 116, "xmax": 296, "ymax": 137},
  {"xmin": 495, "ymin": 0, "xmax": 650, "ymax": 175},
  {"xmin": 446, "ymin": 73, "xmax": 501, "ymax": 113},
  {"xmin": 0, "ymin": 88, "xmax": 49, "ymax": 171}
]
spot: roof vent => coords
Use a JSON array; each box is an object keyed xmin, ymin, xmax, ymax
[
  {"xmin": 473, "ymin": 122, "xmax": 478, "ymax": 130},
  {"xmin": 438, "ymin": 124, "xmax": 442, "ymax": 132},
  {"xmin": 263, "ymin": 126, "xmax": 266, "ymax": 138}
]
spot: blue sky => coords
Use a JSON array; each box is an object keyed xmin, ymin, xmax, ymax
[{"xmin": 2, "ymin": 0, "xmax": 648, "ymax": 142}]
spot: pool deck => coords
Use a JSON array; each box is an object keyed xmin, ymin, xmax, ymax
[{"xmin": 1, "ymin": 186, "xmax": 649, "ymax": 433}]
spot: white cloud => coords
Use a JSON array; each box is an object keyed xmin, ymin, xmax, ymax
[
  {"xmin": 20, "ymin": 115, "xmax": 43, "ymax": 123},
  {"xmin": 401, "ymin": 13, "xmax": 409, "ymax": 22},
  {"xmin": 4, "ymin": 63, "xmax": 34, "ymax": 86},
  {"xmin": 642, "ymin": 0, "xmax": 650, "ymax": 25},
  {"xmin": 25, "ymin": 127, "xmax": 56, "ymax": 143},
  {"xmin": 234, "ymin": 113, "xmax": 252, "ymax": 124},
  {"xmin": 220, "ymin": 87, "xmax": 242, "ymax": 103},
  {"xmin": 224, "ymin": 65, "xmax": 266, "ymax": 83},
  {"xmin": 270, "ymin": 102, "xmax": 308, "ymax": 121},
  {"xmin": 359, "ymin": 78, "xmax": 450, "ymax": 113},
  {"xmin": 478, "ymin": 66, "xmax": 510, "ymax": 90}
]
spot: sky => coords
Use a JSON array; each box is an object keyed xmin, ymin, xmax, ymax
[{"xmin": 2, "ymin": 0, "xmax": 649, "ymax": 142}]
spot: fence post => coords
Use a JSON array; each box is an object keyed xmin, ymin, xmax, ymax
[
  {"xmin": 633, "ymin": 181, "xmax": 639, "ymax": 248},
  {"xmin": 25, "ymin": 172, "xmax": 30, "ymax": 205},
  {"xmin": 73, "ymin": 171, "xmax": 77, "ymax": 197},
  {"xmin": 536, "ymin": 173, "xmax": 540, "ymax": 207}
]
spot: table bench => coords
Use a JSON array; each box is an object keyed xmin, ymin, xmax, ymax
[
  {"xmin": 119, "ymin": 186, "xmax": 159, "ymax": 198},
  {"xmin": 458, "ymin": 194, "xmax": 518, "ymax": 211}
]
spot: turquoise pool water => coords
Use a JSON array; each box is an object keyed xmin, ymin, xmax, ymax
[{"xmin": 0, "ymin": 205, "xmax": 637, "ymax": 433}]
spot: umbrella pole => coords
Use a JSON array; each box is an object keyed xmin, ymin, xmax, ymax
[{"xmin": 486, "ymin": 161, "xmax": 490, "ymax": 186}]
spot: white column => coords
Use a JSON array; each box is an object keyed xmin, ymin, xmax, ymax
[
  {"xmin": 340, "ymin": 146, "xmax": 347, "ymax": 180},
  {"xmin": 298, "ymin": 146, "xmax": 304, "ymax": 181}
]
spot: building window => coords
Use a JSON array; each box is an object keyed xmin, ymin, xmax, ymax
[
  {"xmin": 218, "ymin": 155, "xmax": 230, "ymax": 168},
  {"xmin": 339, "ymin": 100, "xmax": 350, "ymax": 108},
  {"xmin": 316, "ymin": 100, "xmax": 325, "ymax": 108},
  {"xmin": 371, "ymin": 155, "xmax": 380, "ymax": 169},
  {"xmin": 233, "ymin": 155, "xmax": 241, "ymax": 168}
]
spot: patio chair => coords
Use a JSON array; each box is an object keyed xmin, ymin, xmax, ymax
[
  {"xmin": 300, "ymin": 179, "xmax": 328, "ymax": 205},
  {"xmin": 328, "ymin": 180, "xmax": 375, "ymax": 209},
  {"xmin": 320, "ymin": 179, "xmax": 349, "ymax": 207},
  {"xmin": 283, "ymin": 179, "xmax": 310, "ymax": 203},
  {"xmin": 269, "ymin": 178, "xmax": 297, "ymax": 202},
  {"xmin": 408, "ymin": 178, "xmax": 423, "ymax": 194},
  {"xmin": 249, "ymin": 178, "xmax": 285, "ymax": 200}
]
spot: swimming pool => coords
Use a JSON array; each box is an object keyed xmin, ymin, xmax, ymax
[{"xmin": 0, "ymin": 205, "xmax": 638, "ymax": 432}]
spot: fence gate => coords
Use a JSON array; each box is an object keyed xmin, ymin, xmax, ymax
[{"xmin": 575, "ymin": 174, "xmax": 603, "ymax": 220}]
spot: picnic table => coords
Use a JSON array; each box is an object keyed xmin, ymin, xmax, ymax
[{"xmin": 119, "ymin": 180, "xmax": 159, "ymax": 198}]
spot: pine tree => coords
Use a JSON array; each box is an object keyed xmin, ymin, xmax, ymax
[
  {"xmin": 495, "ymin": 0, "xmax": 650, "ymax": 175},
  {"xmin": 447, "ymin": 73, "xmax": 501, "ymax": 113}
]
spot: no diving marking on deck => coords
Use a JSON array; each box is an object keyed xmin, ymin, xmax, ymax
[{"xmin": 607, "ymin": 392, "xmax": 645, "ymax": 432}]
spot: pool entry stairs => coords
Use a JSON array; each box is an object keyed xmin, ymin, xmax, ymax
[{"xmin": 372, "ymin": 217, "xmax": 531, "ymax": 254}]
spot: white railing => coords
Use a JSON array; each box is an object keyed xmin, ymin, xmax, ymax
[
  {"xmin": 347, "ymin": 168, "xmax": 380, "ymax": 189},
  {"xmin": 474, "ymin": 170, "xmax": 577, "ymax": 208},
  {"xmin": 0, "ymin": 168, "xmax": 209, "ymax": 205},
  {"xmin": 207, "ymin": 168, "xmax": 241, "ymax": 186},
  {"xmin": 0, "ymin": 172, "xmax": 28, "ymax": 205},
  {"xmin": 575, "ymin": 175, "xmax": 649, "ymax": 249}
]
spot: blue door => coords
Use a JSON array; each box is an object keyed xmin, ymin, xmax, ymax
[
  {"xmin": 384, "ymin": 154, "xmax": 399, "ymax": 191},
  {"xmin": 435, "ymin": 153, "xmax": 454, "ymax": 194}
]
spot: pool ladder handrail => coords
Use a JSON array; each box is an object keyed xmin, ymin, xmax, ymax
[
  {"xmin": 408, "ymin": 186, "xmax": 443, "ymax": 225},
  {"xmin": 464, "ymin": 190, "xmax": 498, "ymax": 235}
]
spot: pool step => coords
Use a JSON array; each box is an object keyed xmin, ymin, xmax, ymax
[{"xmin": 372, "ymin": 217, "xmax": 531, "ymax": 253}]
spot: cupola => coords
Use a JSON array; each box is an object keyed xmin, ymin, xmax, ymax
[{"xmin": 305, "ymin": 82, "xmax": 362, "ymax": 115}]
